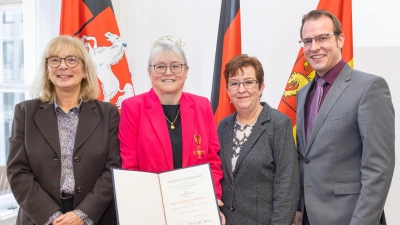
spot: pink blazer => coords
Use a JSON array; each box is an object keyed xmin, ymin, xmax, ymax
[{"xmin": 119, "ymin": 88, "xmax": 223, "ymax": 198}]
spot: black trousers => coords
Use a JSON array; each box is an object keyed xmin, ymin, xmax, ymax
[{"xmin": 61, "ymin": 193, "xmax": 74, "ymax": 214}]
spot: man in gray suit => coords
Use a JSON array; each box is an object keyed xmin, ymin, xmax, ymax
[{"xmin": 294, "ymin": 10, "xmax": 395, "ymax": 225}]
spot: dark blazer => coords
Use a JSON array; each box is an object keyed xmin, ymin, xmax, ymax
[
  {"xmin": 296, "ymin": 64, "xmax": 395, "ymax": 225},
  {"xmin": 6, "ymin": 99, "xmax": 121, "ymax": 225},
  {"xmin": 218, "ymin": 102, "xmax": 300, "ymax": 225}
]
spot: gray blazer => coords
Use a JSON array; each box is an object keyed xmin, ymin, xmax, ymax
[
  {"xmin": 7, "ymin": 99, "xmax": 121, "ymax": 225},
  {"xmin": 218, "ymin": 102, "xmax": 300, "ymax": 225},
  {"xmin": 296, "ymin": 64, "xmax": 395, "ymax": 225}
]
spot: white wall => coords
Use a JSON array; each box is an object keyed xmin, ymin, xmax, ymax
[{"xmin": 34, "ymin": 0, "xmax": 399, "ymax": 223}]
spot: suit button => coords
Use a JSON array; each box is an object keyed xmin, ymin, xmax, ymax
[
  {"xmin": 230, "ymin": 206, "xmax": 235, "ymax": 212},
  {"xmin": 305, "ymin": 159, "xmax": 310, "ymax": 164},
  {"xmin": 74, "ymin": 156, "xmax": 81, "ymax": 162},
  {"xmin": 76, "ymin": 187, "xmax": 82, "ymax": 193}
]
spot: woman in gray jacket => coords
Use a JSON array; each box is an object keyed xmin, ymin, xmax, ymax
[{"xmin": 218, "ymin": 54, "xmax": 300, "ymax": 225}]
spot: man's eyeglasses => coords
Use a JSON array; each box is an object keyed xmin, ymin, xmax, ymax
[
  {"xmin": 299, "ymin": 33, "xmax": 338, "ymax": 48},
  {"xmin": 227, "ymin": 80, "xmax": 259, "ymax": 90},
  {"xmin": 150, "ymin": 64, "xmax": 186, "ymax": 74},
  {"xmin": 46, "ymin": 56, "xmax": 82, "ymax": 68}
]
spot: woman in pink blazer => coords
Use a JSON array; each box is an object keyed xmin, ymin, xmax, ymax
[{"xmin": 118, "ymin": 36, "xmax": 223, "ymax": 202}]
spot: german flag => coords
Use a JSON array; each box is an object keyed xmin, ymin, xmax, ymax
[
  {"xmin": 211, "ymin": 0, "xmax": 241, "ymax": 126},
  {"xmin": 277, "ymin": 0, "xmax": 353, "ymax": 138},
  {"xmin": 60, "ymin": 0, "xmax": 134, "ymax": 109}
]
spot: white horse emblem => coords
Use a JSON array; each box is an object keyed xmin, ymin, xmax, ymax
[
  {"xmin": 116, "ymin": 83, "xmax": 135, "ymax": 109},
  {"xmin": 82, "ymin": 32, "xmax": 133, "ymax": 105}
]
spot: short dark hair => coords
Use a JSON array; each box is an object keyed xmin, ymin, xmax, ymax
[{"xmin": 223, "ymin": 54, "xmax": 264, "ymax": 89}]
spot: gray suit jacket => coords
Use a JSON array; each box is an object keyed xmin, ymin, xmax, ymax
[
  {"xmin": 218, "ymin": 102, "xmax": 300, "ymax": 225},
  {"xmin": 296, "ymin": 64, "xmax": 395, "ymax": 225},
  {"xmin": 7, "ymin": 99, "xmax": 121, "ymax": 225}
]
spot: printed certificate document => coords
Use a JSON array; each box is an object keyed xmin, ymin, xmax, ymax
[{"xmin": 112, "ymin": 164, "xmax": 221, "ymax": 225}]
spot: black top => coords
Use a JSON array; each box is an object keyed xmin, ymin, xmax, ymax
[{"xmin": 162, "ymin": 105, "xmax": 182, "ymax": 169}]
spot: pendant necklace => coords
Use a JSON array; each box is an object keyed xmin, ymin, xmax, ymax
[{"xmin": 165, "ymin": 109, "xmax": 180, "ymax": 129}]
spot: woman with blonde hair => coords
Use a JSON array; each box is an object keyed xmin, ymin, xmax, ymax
[{"xmin": 7, "ymin": 35, "xmax": 120, "ymax": 225}]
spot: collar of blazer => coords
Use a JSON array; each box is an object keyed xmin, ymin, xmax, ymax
[
  {"xmin": 220, "ymin": 102, "xmax": 271, "ymax": 179},
  {"xmin": 304, "ymin": 64, "xmax": 352, "ymax": 154},
  {"xmin": 144, "ymin": 88, "xmax": 196, "ymax": 169},
  {"xmin": 36, "ymin": 100, "xmax": 100, "ymax": 156}
]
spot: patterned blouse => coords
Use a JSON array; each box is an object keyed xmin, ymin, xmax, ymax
[
  {"xmin": 232, "ymin": 120, "xmax": 254, "ymax": 172},
  {"xmin": 45, "ymin": 102, "xmax": 94, "ymax": 225}
]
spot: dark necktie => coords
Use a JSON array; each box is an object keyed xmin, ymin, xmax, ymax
[{"xmin": 306, "ymin": 77, "xmax": 326, "ymax": 142}]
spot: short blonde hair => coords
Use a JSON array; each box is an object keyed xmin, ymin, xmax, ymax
[{"xmin": 31, "ymin": 35, "xmax": 99, "ymax": 103}]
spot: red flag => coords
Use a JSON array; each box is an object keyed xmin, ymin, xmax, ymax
[
  {"xmin": 211, "ymin": 0, "xmax": 241, "ymax": 126},
  {"xmin": 60, "ymin": 0, "xmax": 134, "ymax": 108},
  {"xmin": 277, "ymin": 0, "xmax": 353, "ymax": 138}
]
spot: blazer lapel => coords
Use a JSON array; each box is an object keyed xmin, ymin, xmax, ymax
[
  {"xmin": 35, "ymin": 102, "xmax": 61, "ymax": 158},
  {"xmin": 306, "ymin": 65, "xmax": 351, "ymax": 153},
  {"xmin": 233, "ymin": 104, "xmax": 268, "ymax": 176},
  {"xmin": 220, "ymin": 114, "xmax": 236, "ymax": 181},
  {"xmin": 147, "ymin": 89, "xmax": 173, "ymax": 169},
  {"xmin": 298, "ymin": 82, "xmax": 312, "ymax": 156},
  {"xmin": 74, "ymin": 101, "xmax": 100, "ymax": 152},
  {"xmin": 180, "ymin": 93, "xmax": 195, "ymax": 168}
]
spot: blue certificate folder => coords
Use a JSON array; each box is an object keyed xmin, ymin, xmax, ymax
[{"xmin": 112, "ymin": 163, "xmax": 222, "ymax": 225}]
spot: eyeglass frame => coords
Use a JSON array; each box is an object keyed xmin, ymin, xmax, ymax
[
  {"xmin": 299, "ymin": 32, "xmax": 339, "ymax": 48},
  {"xmin": 227, "ymin": 80, "xmax": 259, "ymax": 91},
  {"xmin": 46, "ymin": 56, "xmax": 82, "ymax": 68},
  {"xmin": 149, "ymin": 64, "xmax": 186, "ymax": 74}
]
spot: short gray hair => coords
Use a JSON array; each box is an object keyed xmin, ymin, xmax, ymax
[{"xmin": 148, "ymin": 35, "xmax": 188, "ymax": 68}]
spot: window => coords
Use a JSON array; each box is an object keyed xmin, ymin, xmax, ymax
[
  {"xmin": 0, "ymin": 3, "xmax": 24, "ymax": 166},
  {"xmin": 2, "ymin": 92, "xmax": 24, "ymax": 159},
  {"xmin": 0, "ymin": 2, "xmax": 25, "ymax": 222}
]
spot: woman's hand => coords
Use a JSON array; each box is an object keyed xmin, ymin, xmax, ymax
[
  {"xmin": 218, "ymin": 199, "xmax": 226, "ymax": 225},
  {"xmin": 52, "ymin": 212, "xmax": 84, "ymax": 225},
  {"xmin": 294, "ymin": 211, "xmax": 302, "ymax": 225}
]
